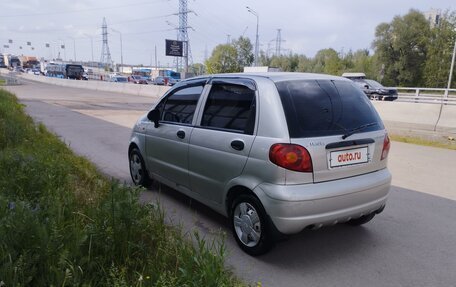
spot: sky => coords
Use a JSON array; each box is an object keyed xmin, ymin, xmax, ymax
[{"xmin": 0, "ymin": 0, "xmax": 454, "ymax": 68}]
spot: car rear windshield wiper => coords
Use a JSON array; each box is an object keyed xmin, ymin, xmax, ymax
[{"xmin": 342, "ymin": 122, "xmax": 378, "ymax": 139}]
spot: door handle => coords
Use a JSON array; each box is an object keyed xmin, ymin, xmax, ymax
[
  {"xmin": 177, "ymin": 130, "xmax": 185, "ymax": 139},
  {"xmin": 231, "ymin": 140, "xmax": 244, "ymax": 151}
]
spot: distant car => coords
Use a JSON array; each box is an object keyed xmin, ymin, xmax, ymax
[
  {"xmin": 110, "ymin": 76, "xmax": 128, "ymax": 83},
  {"xmin": 167, "ymin": 77, "xmax": 178, "ymax": 86},
  {"xmin": 153, "ymin": 76, "xmax": 165, "ymax": 85},
  {"xmin": 130, "ymin": 75, "xmax": 148, "ymax": 84},
  {"xmin": 352, "ymin": 79, "xmax": 398, "ymax": 101}
]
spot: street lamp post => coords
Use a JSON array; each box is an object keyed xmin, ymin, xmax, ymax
[
  {"xmin": 246, "ymin": 6, "xmax": 259, "ymax": 66},
  {"xmin": 446, "ymin": 32, "xmax": 456, "ymax": 97},
  {"xmin": 68, "ymin": 37, "xmax": 77, "ymax": 63},
  {"xmin": 84, "ymin": 34, "xmax": 94, "ymax": 64},
  {"xmin": 111, "ymin": 28, "xmax": 123, "ymax": 73},
  {"xmin": 166, "ymin": 21, "xmax": 180, "ymax": 73},
  {"xmin": 58, "ymin": 38, "xmax": 66, "ymax": 61}
]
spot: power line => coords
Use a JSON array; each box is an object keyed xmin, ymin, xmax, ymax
[
  {"xmin": 1, "ymin": 13, "xmax": 175, "ymax": 35},
  {"xmin": 2, "ymin": 0, "xmax": 168, "ymax": 18}
]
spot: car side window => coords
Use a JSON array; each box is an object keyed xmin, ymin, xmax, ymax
[
  {"xmin": 159, "ymin": 85, "xmax": 204, "ymax": 125},
  {"xmin": 201, "ymin": 82, "xmax": 256, "ymax": 134}
]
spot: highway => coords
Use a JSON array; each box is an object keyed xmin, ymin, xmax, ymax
[{"xmin": 3, "ymin": 80, "xmax": 456, "ymax": 287}]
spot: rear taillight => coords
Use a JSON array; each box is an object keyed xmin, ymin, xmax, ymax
[
  {"xmin": 269, "ymin": 143, "xmax": 313, "ymax": 172},
  {"xmin": 381, "ymin": 134, "xmax": 390, "ymax": 160}
]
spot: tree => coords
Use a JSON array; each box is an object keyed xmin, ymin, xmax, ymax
[
  {"xmin": 372, "ymin": 10, "xmax": 431, "ymax": 86},
  {"xmin": 340, "ymin": 49, "xmax": 380, "ymax": 80},
  {"xmin": 423, "ymin": 11, "xmax": 456, "ymax": 87},
  {"xmin": 312, "ymin": 48, "xmax": 342, "ymax": 75},
  {"xmin": 190, "ymin": 63, "xmax": 206, "ymax": 76},
  {"xmin": 232, "ymin": 37, "xmax": 254, "ymax": 68},
  {"xmin": 269, "ymin": 54, "xmax": 299, "ymax": 71},
  {"xmin": 205, "ymin": 44, "xmax": 239, "ymax": 74},
  {"xmin": 296, "ymin": 55, "xmax": 313, "ymax": 72}
]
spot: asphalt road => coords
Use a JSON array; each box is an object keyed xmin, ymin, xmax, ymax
[{"xmin": 4, "ymin": 81, "xmax": 456, "ymax": 287}]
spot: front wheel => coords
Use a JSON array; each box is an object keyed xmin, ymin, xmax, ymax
[
  {"xmin": 129, "ymin": 148, "xmax": 151, "ymax": 187},
  {"xmin": 231, "ymin": 194, "xmax": 274, "ymax": 256}
]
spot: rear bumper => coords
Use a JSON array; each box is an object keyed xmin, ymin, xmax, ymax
[{"xmin": 254, "ymin": 169, "xmax": 391, "ymax": 234}]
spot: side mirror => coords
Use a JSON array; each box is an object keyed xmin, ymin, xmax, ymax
[{"xmin": 147, "ymin": 109, "xmax": 160, "ymax": 128}]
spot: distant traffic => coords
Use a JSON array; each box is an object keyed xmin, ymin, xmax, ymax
[{"xmin": 0, "ymin": 52, "xmax": 181, "ymax": 86}]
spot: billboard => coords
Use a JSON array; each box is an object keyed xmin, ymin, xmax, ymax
[{"xmin": 165, "ymin": 39, "xmax": 183, "ymax": 57}]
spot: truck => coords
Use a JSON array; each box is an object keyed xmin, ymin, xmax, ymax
[
  {"xmin": 8, "ymin": 55, "xmax": 21, "ymax": 69},
  {"xmin": 20, "ymin": 56, "xmax": 40, "ymax": 69},
  {"xmin": 0, "ymin": 54, "xmax": 6, "ymax": 68},
  {"xmin": 149, "ymin": 68, "xmax": 181, "ymax": 81}
]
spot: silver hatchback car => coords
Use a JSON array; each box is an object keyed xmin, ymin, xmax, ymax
[{"xmin": 128, "ymin": 73, "xmax": 391, "ymax": 255}]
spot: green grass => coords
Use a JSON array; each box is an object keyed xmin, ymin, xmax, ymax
[
  {"xmin": 390, "ymin": 134, "xmax": 456, "ymax": 150},
  {"xmin": 0, "ymin": 89, "xmax": 245, "ymax": 286}
]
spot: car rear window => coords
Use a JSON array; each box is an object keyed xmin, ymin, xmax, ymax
[{"xmin": 275, "ymin": 79, "xmax": 384, "ymax": 138}]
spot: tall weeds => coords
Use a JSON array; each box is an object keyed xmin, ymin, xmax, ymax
[{"xmin": 0, "ymin": 89, "xmax": 243, "ymax": 286}]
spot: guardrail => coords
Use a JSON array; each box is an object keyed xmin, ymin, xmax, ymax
[
  {"xmin": 394, "ymin": 87, "xmax": 456, "ymax": 105},
  {"xmin": 0, "ymin": 74, "xmax": 21, "ymax": 86}
]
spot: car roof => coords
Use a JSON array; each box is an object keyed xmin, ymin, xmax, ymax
[{"xmin": 183, "ymin": 72, "xmax": 349, "ymax": 84}]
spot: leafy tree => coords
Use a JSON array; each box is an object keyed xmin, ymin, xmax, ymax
[
  {"xmin": 372, "ymin": 9, "xmax": 431, "ymax": 86},
  {"xmin": 296, "ymin": 55, "xmax": 313, "ymax": 72},
  {"xmin": 258, "ymin": 50, "xmax": 271, "ymax": 67},
  {"xmin": 232, "ymin": 36, "xmax": 254, "ymax": 68},
  {"xmin": 270, "ymin": 54, "xmax": 299, "ymax": 71},
  {"xmin": 312, "ymin": 48, "xmax": 342, "ymax": 75},
  {"xmin": 423, "ymin": 11, "xmax": 456, "ymax": 87},
  {"xmin": 190, "ymin": 63, "xmax": 206, "ymax": 76},
  {"xmin": 205, "ymin": 44, "xmax": 239, "ymax": 74}
]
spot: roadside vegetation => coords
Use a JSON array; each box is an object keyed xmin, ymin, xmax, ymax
[
  {"xmin": 0, "ymin": 88, "xmax": 244, "ymax": 286},
  {"xmin": 390, "ymin": 134, "xmax": 456, "ymax": 150},
  {"xmin": 203, "ymin": 9, "xmax": 456, "ymax": 90}
]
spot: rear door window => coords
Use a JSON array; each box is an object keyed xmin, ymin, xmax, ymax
[
  {"xmin": 275, "ymin": 79, "xmax": 383, "ymax": 138},
  {"xmin": 200, "ymin": 81, "xmax": 256, "ymax": 134}
]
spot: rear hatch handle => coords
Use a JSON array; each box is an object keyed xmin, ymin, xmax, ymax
[{"xmin": 326, "ymin": 138, "xmax": 375, "ymax": 149}]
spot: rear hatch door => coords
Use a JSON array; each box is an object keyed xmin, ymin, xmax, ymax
[{"xmin": 275, "ymin": 79, "xmax": 388, "ymax": 183}]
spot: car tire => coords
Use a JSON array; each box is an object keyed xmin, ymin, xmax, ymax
[
  {"xmin": 346, "ymin": 213, "xmax": 375, "ymax": 226},
  {"xmin": 129, "ymin": 147, "xmax": 151, "ymax": 187},
  {"xmin": 231, "ymin": 194, "xmax": 274, "ymax": 256},
  {"xmin": 371, "ymin": 93, "xmax": 379, "ymax": 100}
]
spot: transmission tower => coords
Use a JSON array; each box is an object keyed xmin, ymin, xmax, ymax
[
  {"xmin": 100, "ymin": 17, "xmax": 112, "ymax": 70},
  {"xmin": 275, "ymin": 29, "xmax": 286, "ymax": 57},
  {"xmin": 178, "ymin": 0, "xmax": 192, "ymax": 74}
]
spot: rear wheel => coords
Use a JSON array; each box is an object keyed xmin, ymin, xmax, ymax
[
  {"xmin": 346, "ymin": 213, "xmax": 375, "ymax": 226},
  {"xmin": 129, "ymin": 147, "xmax": 151, "ymax": 187},
  {"xmin": 231, "ymin": 194, "xmax": 274, "ymax": 256}
]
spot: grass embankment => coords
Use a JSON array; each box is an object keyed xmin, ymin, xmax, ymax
[
  {"xmin": 0, "ymin": 89, "xmax": 243, "ymax": 286},
  {"xmin": 390, "ymin": 134, "xmax": 456, "ymax": 150}
]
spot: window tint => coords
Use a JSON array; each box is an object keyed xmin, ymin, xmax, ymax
[
  {"xmin": 160, "ymin": 85, "xmax": 203, "ymax": 124},
  {"xmin": 201, "ymin": 83, "xmax": 256, "ymax": 134},
  {"xmin": 275, "ymin": 80, "xmax": 383, "ymax": 138},
  {"xmin": 364, "ymin": 79, "xmax": 383, "ymax": 88}
]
